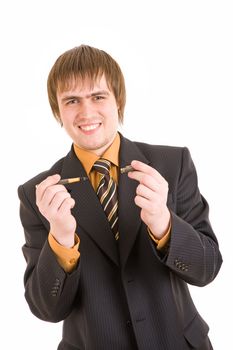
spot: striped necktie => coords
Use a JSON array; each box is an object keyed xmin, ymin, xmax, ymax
[{"xmin": 93, "ymin": 158, "xmax": 119, "ymax": 241}]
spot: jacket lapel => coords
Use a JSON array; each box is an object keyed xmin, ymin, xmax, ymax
[
  {"xmin": 60, "ymin": 146, "xmax": 119, "ymax": 266},
  {"xmin": 118, "ymin": 136, "xmax": 150, "ymax": 267}
]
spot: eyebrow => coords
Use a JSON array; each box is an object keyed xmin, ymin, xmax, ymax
[{"xmin": 61, "ymin": 90, "xmax": 110, "ymax": 103}]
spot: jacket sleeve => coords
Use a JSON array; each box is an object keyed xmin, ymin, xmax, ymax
[
  {"xmin": 158, "ymin": 147, "xmax": 222, "ymax": 286},
  {"xmin": 18, "ymin": 184, "xmax": 81, "ymax": 322}
]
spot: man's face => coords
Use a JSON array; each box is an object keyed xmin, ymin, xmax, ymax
[{"xmin": 57, "ymin": 75, "xmax": 119, "ymax": 156}]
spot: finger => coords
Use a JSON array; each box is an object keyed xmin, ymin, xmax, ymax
[
  {"xmin": 38, "ymin": 190, "xmax": 69, "ymax": 218},
  {"xmin": 40, "ymin": 191, "xmax": 74, "ymax": 220},
  {"xmin": 131, "ymin": 160, "xmax": 163, "ymax": 181},
  {"xmin": 134, "ymin": 195, "xmax": 152, "ymax": 212},
  {"xmin": 39, "ymin": 185, "xmax": 67, "ymax": 207},
  {"xmin": 36, "ymin": 174, "xmax": 61, "ymax": 202},
  {"xmin": 128, "ymin": 171, "xmax": 158, "ymax": 192},
  {"xmin": 50, "ymin": 191, "xmax": 72, "ymax": 211},
  {"xmin": 58, "ymin": 197, "xmax": 76, "ymax": 216},
  {"xmin": 136, "ymin": 184, "xmax": 155, "ymax": 200}
]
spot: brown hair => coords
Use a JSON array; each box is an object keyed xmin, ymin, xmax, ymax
[{"xmin": 47, "ymin": 45, "xmax": 126, "ymax": 123}]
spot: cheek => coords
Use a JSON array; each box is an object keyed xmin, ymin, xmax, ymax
[
  {"xmin": 60, "ymin": 109, "xmax": 74, "ymax": 124},
  {"xmin": 104, "ymin": 105, "xmax": 119, "ymax": 123}
]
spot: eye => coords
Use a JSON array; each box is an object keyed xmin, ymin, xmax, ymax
[
  {"xmin": 67, "ymin": 98, "xmax": 78, "ymax": 105},
  {"xmin": 93, "ymin": 95, "xmax": 105, "ymax": 101}
]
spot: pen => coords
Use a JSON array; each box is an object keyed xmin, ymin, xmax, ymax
[
  {"xmin": 57, "ymin": 176, "xmax": 88, "ymax": 185},
  {"xmin": 35, "ymin": 176, "xmax": 88, "ymax": 188},
  {"xmin": 120, "ymin": 165, "xmax": 134, "ymax": 174}
]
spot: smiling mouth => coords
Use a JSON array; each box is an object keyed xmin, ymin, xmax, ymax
[{"xmin": 78, "ymin": 123, "xmax": 101, "ymax": 132}]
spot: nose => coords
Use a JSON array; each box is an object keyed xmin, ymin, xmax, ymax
[{"xmin": 78, "ymin": 100, "xmax": 94, "ymax": 118}]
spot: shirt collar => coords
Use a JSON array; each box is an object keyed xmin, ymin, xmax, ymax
[{"xmin": 73, "ymin": 132, "xmax": 120, "ymax": 175}]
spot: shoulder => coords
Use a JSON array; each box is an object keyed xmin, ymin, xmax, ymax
[
  {"xmin": 120, "ymin": 134, "xmax": 192, "ymax": 173},
  {"xmin": 133, "ymin": 140, "xmax": 192, "ymax": 168},
  {"xmin": 134, "ymin": 140, "xmax": 186, "ymax": 158}
]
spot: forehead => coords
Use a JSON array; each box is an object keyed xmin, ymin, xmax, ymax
[{"xmin": 57, "ymin": 74, "xmax": 111, "ymax": 95}]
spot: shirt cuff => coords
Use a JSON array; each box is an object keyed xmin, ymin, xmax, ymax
[
  {"xmin": 147, "ymin": 222, "xmax": 171, "ymax": 251},
  {"xmin": 48, "ymin": 232, "xmax": 80, "ymax": 273}
]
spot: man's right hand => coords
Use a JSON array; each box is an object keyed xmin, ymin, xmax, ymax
[{"xmin": 36, "ymin": 174, "xmax": 76, "ymax": 248}]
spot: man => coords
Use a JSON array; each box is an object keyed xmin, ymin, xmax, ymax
[{"xmin": 18, "ymin": 45, "xmax": 222, "ymax": 350}]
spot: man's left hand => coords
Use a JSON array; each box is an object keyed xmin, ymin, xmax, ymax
[{"xmin": 128, "ymin": 160, "xmax": 171, "ymax": 240}]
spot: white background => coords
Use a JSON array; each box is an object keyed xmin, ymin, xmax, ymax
[{"xmin": 1, "ymin": 1, "xmax": 232, "ymax": 349}]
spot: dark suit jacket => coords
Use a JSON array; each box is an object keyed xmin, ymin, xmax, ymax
[{"xmin": 18, "ymin": 135, "xmax": 222, "ymax": 350}]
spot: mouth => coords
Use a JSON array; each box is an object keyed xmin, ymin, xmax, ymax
[{"xmin": 78, "ymin": 122, "xmax": 102, "ymax": 134}]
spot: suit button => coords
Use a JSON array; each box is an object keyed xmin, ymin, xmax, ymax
[{"xmin": 126, "ymin": 320, "xmax": 132, "ymax": 327}]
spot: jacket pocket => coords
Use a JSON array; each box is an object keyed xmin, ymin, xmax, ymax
[{"xmin": 184, "ymin": 313, "xmax": 209, "ymax": 348}]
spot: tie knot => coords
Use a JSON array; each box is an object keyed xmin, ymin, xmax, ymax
[{"xmin": 93, "ymin": 158, "xmax": 111, "ymax": 176}]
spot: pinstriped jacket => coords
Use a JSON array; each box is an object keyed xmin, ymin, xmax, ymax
[{"xmin": 18, "ymin": 134, "xmax": 222, "ymax": 349}]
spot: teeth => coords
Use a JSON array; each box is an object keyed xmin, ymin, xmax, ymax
[{"xmin": 80, "ymin": 124, "xmax": 99, "ymax": 131}]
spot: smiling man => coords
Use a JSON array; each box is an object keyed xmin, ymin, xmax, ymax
[
  {"xmin": 57, "ymin": 75, "xmax": 119, "ymax": 155},
  {"xmin": 18, "ymin": 45, "xmax": 222, "ymax": 350}
]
